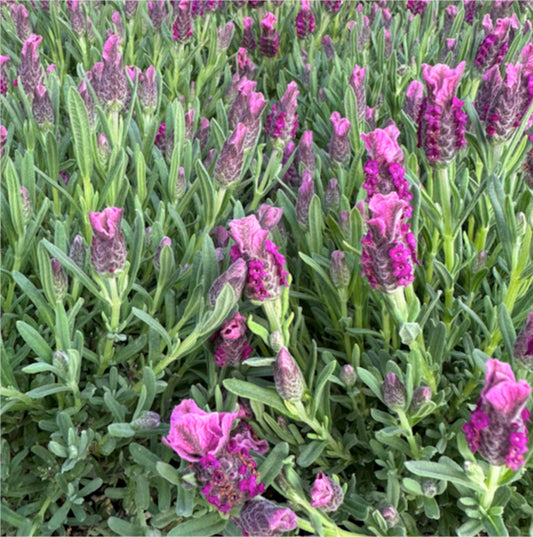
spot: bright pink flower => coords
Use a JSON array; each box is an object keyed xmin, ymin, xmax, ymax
[
  {"xmin": 295, "ymin": 0, "xmax": 315, "ymax": 39},
  {"xmin": 265, "ymin": 82, "xmax": 299, "ymax": 143},
  {"xmin": 259, "ymin": 12, "xmax": 279, "ymax": 58},
  {"xmin": 242, "ymin": 17, "xmax": 256, "ymax": 50},
  {"xmin": 214, "ymin": 123, "xmax": 248, "ymax": 186},
  {"xmin": 163, "ymin": 399, "xmax": 239, "ymax": 462},
  {"xmin": 463, "ymin": 359, "xmax": 531, "ymax": 470},
  {"xmin": 310, "ymin": 472, "xmax": 344, "ymax": 512},
  {"xmin": 172, "ymin": 0, "xmax": 192, "ymax": 42},
  {"xmin": 212, "ymin": 312, "xmax": 253, "ymax": 367},
  {"xmin": 421, "ymin": 62, "xmax": 465, "ymax": 108}
]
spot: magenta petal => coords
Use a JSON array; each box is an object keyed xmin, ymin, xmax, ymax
[
  {"xmin": 89, "ymin": 207, "xmax": 123, "ymax": 238},
  {"xmin": 229, "ymin": 215, "xmax": 269, "ymax": 258},
  {"xmin": 485, "ymin": 380, "xmax": 531, "ymax": 417}
]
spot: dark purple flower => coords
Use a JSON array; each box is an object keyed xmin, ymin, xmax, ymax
[
  {"xmin": 265, "ymin": 82, "xmax": 299, "ymax": 144},
  {"xmin": 295, "ymin": 0, "xmax": 315, "ymax": 39},
  {"xmin": 242, "ymin": 17, "xmax": 256, "ymax": 51},
  {"xmin": 475, "ymin": 14, "xmax": 519, "ymax": 74},
  {"xmin": 173, "ymin": 0, "xmax": 193, "ymax": 42},
  {"xmin": 297, "ymin": 130, "xmax": 315, "ymax": 172},
  {"xmin": 404, "ymin": 80, "xmax": 424, "ymax": 122},
  {"xmin": 310, "ymin": 472, "xmax": 344, "ymax": 512},
  {"xmin": 406, "ymin": 0, "xmax": 428, "ymax": 16},
  {"xmin": 95, "ymin": 34, "xmax": 129, "ymax": 111},
  {"xmin": 194, "ymin": 117, "xmax": 210, "ymax": 149},
  {"xmin": 237, "ymin": 47, "xmax": 256, "ymax": 78},
  {"xmin": 212, "ymin": 312, "xmax": 253, "ymax": 367},
  {"xmin": 89, "ymin": 207, "xmax": 127, "ymax": 273},
  {"xmin": 324, "ymin": 0, "xmax": 342, "ymax": 13},
  {"xmin": 259, "ymin": 12, "xmax": 279, "ymax": 58},
  {"xmin": 514, "ymin": 312, "xmax": 533, "ymax": 370},
  {"xmin": 0, "ymin": 55, "xmax": 10, "ymax": 96},
  {"xmin": 463, "ymin": 359, "xmax": 531, "ymax": 470}
]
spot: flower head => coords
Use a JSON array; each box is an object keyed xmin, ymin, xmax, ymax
[
  {"xmin": 463, "ymin": 359, "xmax": 531, "ymax": 470},
  {"xmin": 274, "ymin": 347, "xmax": 305, "ymax": 401},
  {"xmin": 89, "ymin": 207, "xmax": 127, "ymax": 273},
  {"xmin": 310, "ymin": 472, "xmax": 344, "ymax": 512},
  {"xmin": 238, "ymin": 499, "xmax": 298, "ymax": 537},
  {"xmin": 212, "ymin": 312, "xmax": 253, "ymax": 367},
  {"xmin": 259, "ymin": 12, "xmax": 279, "ymax": 58}
]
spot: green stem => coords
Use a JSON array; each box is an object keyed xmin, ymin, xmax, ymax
[
  {"xmin": 98, "ymin": 277, "xmax": 122, "ymax": 376},
  {"xmin": 480, "ymin": 465, "xmax": 503, "ymax": 512},
  {"xmin": 397, "ymin": 409, "xmax": 420, "ymax": 459}
]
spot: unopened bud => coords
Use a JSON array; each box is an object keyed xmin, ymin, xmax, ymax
[
  {"xmin": 53, "ymin": 350, "xmax": 69, "ymax": 377},
  {"xmin": 382, "ymin": 372, "xmax": 406, "ymax": 410},
  {"xmin": 379, "ymin": 505, "xmax": 400, "ymax": 528},
  {"xmin": 97, "ymin": 134, "xmax": 111, "ymax": 167},
  {"xmin": 69, "ymin": 234, "xmax": 86, "ymax": 267},
  {"xmin": 296, "ymin": 170, "xmax": 314, "ymax": 226},
  {"xmin": 473, "ymin": 250, "xmax": 487, "ymax": 272},
  {"xmin": 410, "ymin": 385, "xmax": 432, "ymax": 411},
  {"xmin": 338, "ymin": 210, "xmax": 350, "ymax": 236},
  {"xmin": 422, "ymin": 480, "xmax": 437, "ymax": 498},
  {"xmin": 269, "ymin": 330, "xmax": 284, "ymax": 353},
  {"xmin": 340, "ymin": 364, "xmax": 356, "ymax": 387},
  {"xmin": 20, "ymin": 186, "xmax": 32, "ymax": 224},
  {"xmin": 175, "ymin": 166, "xmax": 186, "ymax": 198},
  {"xmin": 153, "ymin": 236, "xmax": 171, "ymax": 270},
  {"xmin": 514, "ymin": 312, "xmax": 533, "ymax": 370},
  {"xmin": 274, "ymin": 347, "xmax": 305, "ymax": 401},
  {"xmin": 325, "ymin": 178, "xmax": 340, "ymax": 211},
  {"xmin": 208, "ymin": 258, "xmax": 247, "ymax": 306},
  {"xmin": 131, "ymin": 410, "xmax": 161, "ymax": 431},
  {"xmin": 51, "ymin": 258, "xmax": 68, "ymax": 301},
  {"xmin": 330, "ymin": 250, "xmax": 350, "ymax": 288}
]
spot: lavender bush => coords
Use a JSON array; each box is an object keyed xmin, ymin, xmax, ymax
[{"xmin": 1, "ymin": 1, "xmax": 532, "ymax": 536}]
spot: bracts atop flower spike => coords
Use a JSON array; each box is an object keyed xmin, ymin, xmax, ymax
[
  {"xmin": 229, "ymin": 214, "xmax": 289, "ymax": 302},
  {"xmin": 463, "ymin": 359, "xmax": 531, "ymax": 470},
  {"xmin": 89, "ymin": 207, "xmax": 127, "ymax": 274},
  {"xmin": 162, "ymin": 400, "xmax": 268, "ymax": 514}
]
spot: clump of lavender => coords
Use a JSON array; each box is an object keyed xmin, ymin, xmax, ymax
[
  {"xmin": 463, "ymin": 359, "xmax": 531, "ymax": 470},
  {"xmin": 259, "ymin": 12, "xmax": 280, "ymax": 58},
  {"xmin": 162, "ymin": 400, "xmax": 267, "ymax": 514},
  {"xmin": 295, "ymin": 0, "xmax": 315, "ymax": 39},
  {"xmin": 360, "ymin": 193, "xmax": 418, "ymax": 292},
  {"xmin": 474, "ymin": 14, "xmax": 520, "ymax": 74},
  {"xmin": 417, "ymin": 62, "xmax": 467, "ymax": 165},
  {"xmin": 228, "ymin": 214, "xmax": 289, "ymax": 302},
  {"xmin": 212, "ymin": 312, "xmax": 253, "ymax": 367}
]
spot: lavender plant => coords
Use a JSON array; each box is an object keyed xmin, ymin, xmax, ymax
[{"xmin": 1, "ymin": 1, "xmax": 532, "ymax": 536}]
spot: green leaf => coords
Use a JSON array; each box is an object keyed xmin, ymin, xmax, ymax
[
  {"xmin": 423, "ymin": 496, "xmax": 440, "ymax": 520},
  {"xmin": 486, "ymin": 174, "xmax": 513, "ymax": 268},
  {"xmin": 310, "ymin": 359, "xmax": 336, "ymax": 418},
  {"xmin": 26, "ymin": 384, "xmax": 70, "ymax": 399},
  {"xmin": 132, "ymin": 307, "xmax": 172, "ymax": 349},
  {"xmin": 223, "ymin": 379, "xmax": 287, "ymax": 415},
  {"xmin": 156, "ymin": 462, "xmax": 181, "ymax": 485},
  {"xmin": 22, "ymin": 363, "xmax": 58, "ymax": 375},
  {"xmin": 357, "ymin": 367, "xmax": 383, "ymax": 401},
  {"xmin": 67, "ymin": 86, "xmax": 93, "ymax": 180},
  {"xmin": 176, "ymin": 483, "xmax": 195, "ymax": 518},
  {"xmin": 483, "ymin": 514, "xmax": 509, "ymax": 537},
  {"xmin": 196, "ymin": 284, "xmax": 235, "ymax": 337},
  {"xmin": 168, "ymin": 512, "xmax": 227, "ymax": 537},
  {"xmin": 497, "ymin": 304, "xmax": 516, "ymax": 361},
  {"xmin": 404, "ymin": 458, "xmax": 485, "ymax": 493},
  {"xmin": 47, "ymin": 500, "xmax": 71, "ymax": 532},
  {"xmin": 4, "ymin": 158, "xmax": 24, "ymax": 237},
  {"xmin": 129, "ymin": 443, "xmax": 160, "ymax": 472},
  {"xmin": 258, "ymin": 442, "xmax": 289, "ymax": 488},
  {"xmin": 55, "ymin": 302, "xmax": 71, "ymax": 350},
  {"xmin": 16, "ymin": 321, "xmax": 53, "ymax": 362},
  {"xmin": 307, "ymin": 195, "xmax": 324, "ymax": 254},
  {"xmin": 107, "ymin": 517, "xmax": 145, "ymax": 536},
  {"xmin": 107, "ymin": 423, "xmax": 135, "ymax": 438},
  {"xmin": 297, "ymin": 440, "xmax": 327, "ymax": 468},
  {"xmin": 12, "ymin": 272, "xmax": 54, "ymax": 327},
  {"xmin": 246, "ymin": 315, "xmax": 270, "ymax": 345}
]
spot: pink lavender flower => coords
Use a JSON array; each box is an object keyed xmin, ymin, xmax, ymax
[
  {"xmin": 417, "ymin": 62, "xmax": 467, "ymax": 165},
  {"xmin": 0, "ymin": 55, "xmax": 10, "ymax": 96},
  {"xmin": 124, "ymin": 0, "xmax": 138, "ymax": 18},
  {"xmin": 310, "ymin": 472, "xmax": 344, "ymax": 512},
  {"xmin": 194, "ymin": 117, "xmax": 210, "ymax": 149},
  {"xmin": 463, "ymin": 359, "xmax": 531, "ymax": 470},
  {"xmin": 229, "ymin": 215, "xmax": 288, "ymax": 301},
  {"xmin": 324, "ymin": 0, "xmax": 342, "ymax": 13},
  {"xmin": 214, "ymin": 123, "xmax": 248, "ymax": 186},
  {"xmin": 379, "ymin": 505, "xmax": 400, "ymax": 528},
  {"xmin": 259, "ymin": 12, "xmax": 280, "ymax": 58},
  {"xmin": 257, "ymin": 204, "xmax": 283, "ymax": 232},
  {"xmin": 274, "ymin": 347, "xmax": 305, "ymax": 401},
  {"xmin": 360, "ymin": 192, "xmax": 418, "ymax": 292},
  {"xmin": 475, "ymin": 14, "xmax": 519, "ymax": 73},
  {"xmin": 184, "ymin": 109, "xmax": 195, "ymax": 140},
  {"xmin": 297, "ymin": 130, "xmax": 315, "ymax": 172},
  {"xmin": 89, "ymin": 207, "xmax": 127, "ymax": 274},
  {"xmin": 173, "ymin": 0, "xmax": 193, "ymax": 42},
  {"xmin": 138, "ymin": 65, "xmax": 158, "ymax": 113},
  {"xmin": 404, "ymin": 80, "xmax": 424, "ymax": 122},
  {"xmin": 265, "ymin": 81, "xmax": 299, "ymax": 144},
  {"xmin": 237, "ymin": 47, "xmax": 256, "ymax": 78},
  {"xmin": 238, "ymin": 499, "xmax": 297, "ymax": 537},
  {"xmin": 295, "ymin": 0, "xmax": 315, "ymax": 39},
  {"xmin": 11, "ymin": 4, "xmax": 32, "ymax": 41},
  {"xmin": 296, "ymin": 169, "xmax": 314, "ymax": 226},
  {"xmin": 218, "ymin": 21, "xmax": 234, "ymax": 51},
  {"xmin": 514, "ymin": 312, "xmax": 533, "ymax": 370},
  {"xmin": 330, "ymin": 250, "xmax": 349, "ymax": 288},
  {"xmin": 163, "ymin": 400, "xmax": 266, "ymax": 514},
  {"xmin": 464, "ymin": 0, "xmax": 477, "ymax": 24},
  {"xmin": 349, "ymin": 65, "xmax": 366, "ymax": 119},
  {"xmin": 212, "ymin": 312, "xmax": 253, "ymax": 367},
  {"xmin": 242, "ymin": 17, "xmax": 256, "ymax": 51},
  {"xmin": 209, "ymin": 258, "xmax": 248, "ymax": 305},
  {"xmin": 361, "ymin": 123, "xmax": 412, "ymax": 207},
  {"xmin": 32, "ymin": 84, "xmax": 54, "ymax": 128},
  {"xmin": 406, "ymin": 0, "xmax": 428, "ymax": 16},
  {"xmin": 69, "ymin": 0, "xmax": 85, "ymax": 35},
  {"xmin": 383, "ymin": 372, "xmax": 406, "ymax": 409},
  {"xmin": 19, "ymin": 34, "xmax": 43, "ymax": 96},
  {"xmin": 328, "ymin": 111, "xmax": 351, "ymax": 163}
]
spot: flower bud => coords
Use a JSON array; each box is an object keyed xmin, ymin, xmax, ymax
[
  {"xmin": 349, "ymin": 65, "xmax": 366, "ymax": 119},
  {"xmin": 297, "ymin": 130, "xmax": 315, "ymax": 172},
  {"xmin": 19, "ymin": 34, "xmax": 43, "ymax": 97},
  {"xmin": 148, "ymin": 0, "xmax": 167, "ymax": 29},
  {"xmin": 338, "ymin": 210, "xmax": 350, "ymax": 236},
  {"xmin": 422, "ymin": 480, "xmax": 437, "ymax": 498},
  {"xmin": 379, "ymin": 505, "xmax": 400, "ymax": 528},
  {"xmin": 242, "ymin": 17, "xmax": 256, "ymax": 51},
  {"xmin": 269, "ymin": 330, "xmax": 284, "ymax": 353},
  {"xmin": 310, "ymin": 472, "xmax": 344, "ymax": 512},
  {"xmin": 213, "ymin": 123, "xmax": 248, "ymax": 186},
  {"xmin": 53, "ymin": 350, "xmax": 69, "ymax": 377},
  {"xmin": 321, "ymin": 35, "xmax": 335, "ymax": 59},
  {"xmin": 51, "ymin": 258, "xmax": 68, "ymax": 301},
  {"xmin": 217, "ymin": 21, "xmax": 234, "ymax": 52},
  {"xmin": 172, "ymin": 0, "xmax": 193, "ymax": 43},
  {"xmin": 174, "ymin": 166, "xmax": 187, "ymax": 199},
  {"xmin": 382, "ymin": 372, "xmax": 406, "ymax": 410},
  {"xmin": 238, "ymin": 499, "xmax": 297, "ymax": 537},
  {"xmin": 274, "ymin": 347, "xmax": 305, "ymax": 401},
  {"xmin": 340, "ymin": 364, "xmax": 356, "ymax": 387},
  {"xmin": 69, "ymin": 234, "xmax": 86, "ymax": 267},
  {"xmin": 328, "ymin": 111, "xmax": 351, "ymax": 163},
  {"xmin": 97, "ymin": 134, "xmax": 111, "ymax": 167},
  {"xmin": 11, "ymin": 4, "xmax": 32, "ymax": 41},
  {"xmin": 208, "ymin": 258, "xmax": 247, "ymax": 306},
  {"xmin": 131, "ymin": 410, "xmax": 161, "ymax": 431},
  {"xmin": 410, "ymin": 385, "xmax": 432, "ymax": 411},
  {"xmin": 139, "ymin": 65, "xmax": 158, "ymax": 113},
  {"xmin": 257, "ymin": 204, "xmax": 283, "ymax": 232},
  {"xmin": 514, "ymin": 312, "xmax": 533, "ymax": 370},
  {"xmin": 330, "ymin": 251, "xmax": 350, "ymax": 288},
  {"xmin": 20, "ymin": 186, "xmax": 32, "ymax": 224},
  {"xmin": 296, "ymin": 169, "xmax": 314, "ymax": 227},
  {"xmin": 32, "ymin": 84, "xmax": 54, "ymax": 129},
  {"xmin": 325, "ymin": 178, "xmax": 340, "ymax": 211},
  {"xmin": 89, "ymin": 207, "xmax": 127, "ymax": 274},
  {"xmin": 153, "ymin": 236, "xmax": 171, "ymax": 270},
  {"xmin": 295, "ymin": 0, "xmax": 315, "ymax": 39}
]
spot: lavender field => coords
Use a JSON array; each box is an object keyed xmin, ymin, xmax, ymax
[{"xmin": 1, "ymin": 0, "xmax": 533, "ymax": 536}]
